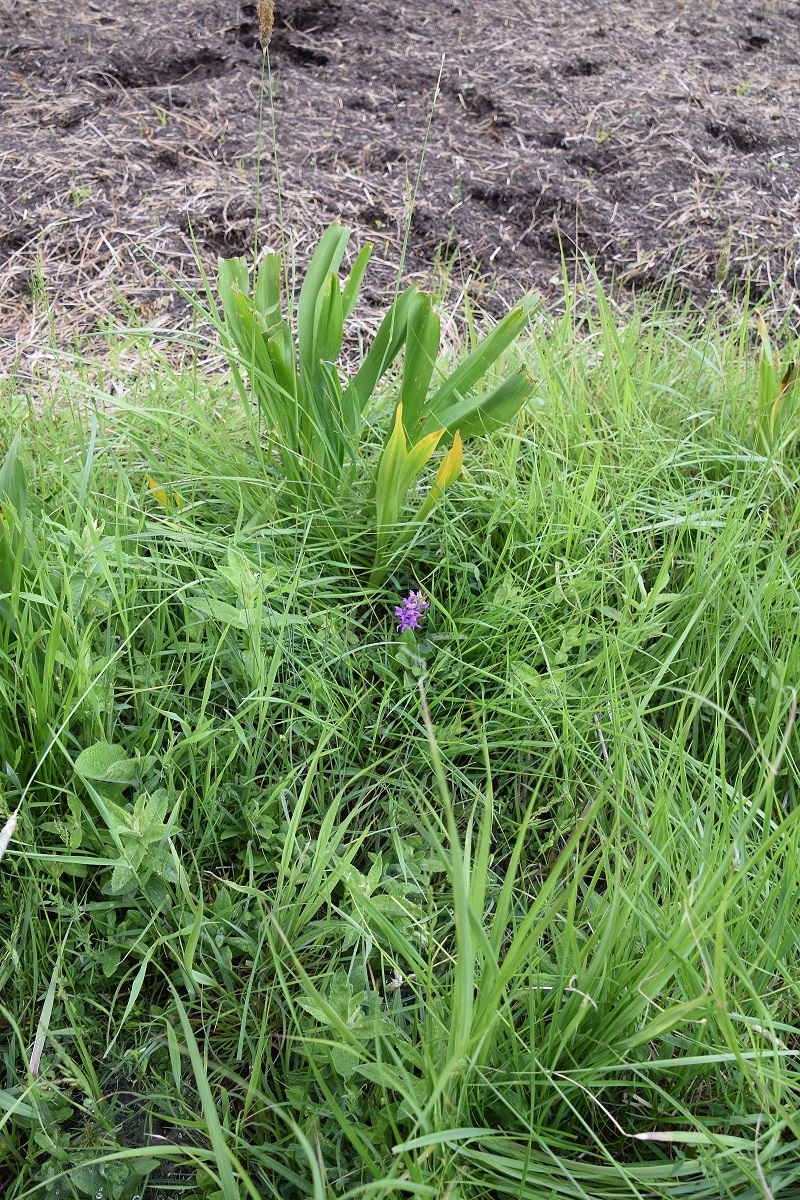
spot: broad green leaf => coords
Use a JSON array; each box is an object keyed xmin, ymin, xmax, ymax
[
  {"xmin": 226, "ymin": 291, "xmax": 300, "ymax": 444},
  {"xmin": 755, "ymin": 311, "xmax": 777, "ymax": 368},
  {"xmin": 757, "ymin": 348, "xmax": 777, "ymax": 425},
  {"xmin": 217, "ymin": 257, "xmax": 250, "ymax": 344},
  {"xmin": 298, "ymin": 365, "xmax": 350, "ymax": 485},
  {"xmin": 301, "ymin": 369, "xmax": 347, "ymax": 481},
  {"xmin": 132, "ymin": 1159, "xmax": 161, "ymax": 1179},
  {"xmin": 755, "ymin": 311, "xmax": 779, "ymax": 440},
  {"xmin": 190, "ymin": 595, "xmax": 306, "ymax": 631},
  {"xmin": 264, "ymin": 330, "xmax": 301, "ymax": 445},
  {"xmin": 98, "ymin": 946, "xmax": 122, "ymax": 978},
  {"xmin": 424, "ymin": 298, "xmax": 535, "ymax": 418},
  {"xmin": 344, "ymin": 285, "xmax": 419, "ymax": 413},
  {"xmin": 254, "ymin": 251, "xmax": 281, "ymax": 322},
  {"xmin": 297, "ymin": 223, "xmax": 350, "ymax": 385},
  {"xmin": 338, "ymin": 356, "xmax": 362, "ymax": 438},
  {"xmin": 74, "ymin": 742, "xmax": 139, "ymax": 786},
  {"xmin": 773, "ymin": 359, "xmax": 800, "ymax": 434},
  {"xmin": 266, "ymin": 315, "xmax": 294, "ymax": 369},
  {"xmin": 753, "ymin": 313, "xmax": 800, "ymax": 451},
  {"xmin": 375, "ymin": 403, "xmax": 409, "ymax": 539},
  {"xmin": 354, "ymin": 1062, "xmax": 408, "ymax": 1093},
  {"xmin": 316, "ymin": 360, "xmax": 347, "ymax": 442},
  {"xmin": 230, "ymin": 289, "xmax": 279, "ymax": 382},
  {"xmin": 401, "ymin": 292, "xmax": 441, "ymax": 438},
  {"xmin": 66, "ymin": 1164, "xmax": 102, "ymax": 1196},
  {"xmin": 421, "ymin": 367, "xmax": 535, "ymax": 438},
  {"xmin": 217, "ymin": 223, "xmax": 536, "ymax": 528},
  {"xmin": 188, "ymin": 597, "xmax": 250, "ymax": 629},
  {"xmin": 314, "ymin": 271, "xmax": 344, "ymax": 367},
  {"xmin": 0, "ymin": 433, "xmax": 28, "ymax": 601},
  {"xmin": 218, "ymin": 255, "xmax": 249, "ymax": 301},
  {"xmin": 109, "ymin": 862, "xmax": 137, "ymax": 893},
  {"xmin": 765, "ymin": 357, "xmax": 799, "ymax": 445},
  {"xmin": 341, "ymin": 241, "xmax": 373, "ymax": 319},
  {"xmin": 0, "ymin": 432, "xmax": 26, "ymax": 529},
  {"xmin": 131, "ymin": 787, "xmax": 169, "ymax": 832}
]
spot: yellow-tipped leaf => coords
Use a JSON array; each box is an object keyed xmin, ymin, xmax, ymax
[
  {"xmin": 435, "ymin": 430, "xmax": 463, "ymax": 492},
  {"xmin": 147, "ymin": 477, "xmax": 184, "ymax": 509}
]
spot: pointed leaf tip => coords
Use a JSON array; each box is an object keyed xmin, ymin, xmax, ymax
[
  {"xmin": 435, "ymin": 431, "xmax": 463, "ymax": 491},
  {"xmin": 147, "ymin": 477, "xmax": 170, "ymax": 507}
]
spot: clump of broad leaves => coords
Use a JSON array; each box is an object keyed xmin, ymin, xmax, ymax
[{"xmin": 216, "ymin": 223, "xmax": 537, "ymax": 583}]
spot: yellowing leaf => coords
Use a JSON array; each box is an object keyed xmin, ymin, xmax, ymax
[
  {"xmin": 435, "ymin": 431, "xmax": 463, "ymax": 492},
  {"xmin": 147, "ymin": 476, "xmax": 170, "ymax": 506},
  {"xmin": 397, "ymin": 426, "xmax": 444, "ymax": 498},
  {"xmin": 412, "ymin": 431, "xmax": 464, "ymax": 528},
  {"xmin": 147, "ymin": 477, "xmax": 184, "ymax": 509}
]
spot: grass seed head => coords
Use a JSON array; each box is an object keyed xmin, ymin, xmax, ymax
[
  {"xmin": 258, "ymin": 0, "xmax": 275, "ymax": 45},
  {"xmin": 715, "ymin": 231, "xmax": 732, "ymax": 285}
]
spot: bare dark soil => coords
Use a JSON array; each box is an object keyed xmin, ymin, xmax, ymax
[{"xmin": 1, "ymin": 0, "xmax": 800, "ymax": 367}]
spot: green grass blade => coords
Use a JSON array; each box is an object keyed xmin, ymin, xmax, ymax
[{"xmin": 168, "ymin": 982, "xmax": 241, "ymax": 1200}]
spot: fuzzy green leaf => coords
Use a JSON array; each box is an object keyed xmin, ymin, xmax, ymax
[{"xmin": 74, "ymin": 742, "xmax": 139, "ymax": 786}]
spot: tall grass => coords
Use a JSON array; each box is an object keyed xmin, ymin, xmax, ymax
[{"xmin": 1, "ymin": 285, "xmax": 799, "ymax": 1199}]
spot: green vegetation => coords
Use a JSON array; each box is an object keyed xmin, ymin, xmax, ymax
[
  {"xmin": 1, "ymin": 282, "xmax": 800, "ymax": 1198},
  {"xmin": 214, "ymin": 221, "xmax": 535, "ymax": 583}
]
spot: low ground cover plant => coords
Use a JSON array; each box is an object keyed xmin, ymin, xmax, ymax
[{"xmin": 1, "ymin": 284, "xmax": 800, "ymax": 1199}]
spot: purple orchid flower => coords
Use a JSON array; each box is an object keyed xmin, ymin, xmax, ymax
[{"xmin": 395, "ymin": 590, "xmax": 429, "ymax": 633}]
